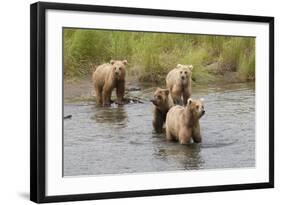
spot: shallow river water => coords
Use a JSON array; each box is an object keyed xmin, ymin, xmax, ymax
[{"xmin": 64, "ymin": 82, "xmax": 255, "ymax": 176}]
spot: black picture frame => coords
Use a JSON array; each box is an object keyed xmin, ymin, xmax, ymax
[{"xmin": 30, "ymin": 1, "xmax": 274, "ymax": 203}]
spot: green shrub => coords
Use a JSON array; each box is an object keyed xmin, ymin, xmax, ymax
[{"xmin": 63, "ymin": 28, "xmax": 255, "ymax": 82}]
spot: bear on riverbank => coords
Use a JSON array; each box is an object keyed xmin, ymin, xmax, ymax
[
  {"xmin": 92, "ymin": 60, "xmax": 127, "ymax": 106},
  {"xmin": 165, "ymin": 98, "xmax": 205, "ymax": 144},
  {"xmin": 166, "ymin": 64, "xmax": 193, "ymax": 105},
  {"xmin": 151, "ymin": 88, "xmax": 174, "ymax": 133}
]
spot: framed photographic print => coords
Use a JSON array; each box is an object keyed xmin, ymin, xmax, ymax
[{"xmin": 30, "ymin": 1, "xmax": 274, "ymax": 203}]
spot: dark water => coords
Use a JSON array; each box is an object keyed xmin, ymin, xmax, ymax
[{"xmin": 63, "ymin": 83, "xmax": 255, "ymax": 176}]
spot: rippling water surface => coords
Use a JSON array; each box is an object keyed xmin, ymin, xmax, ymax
[{"xmin": 64, "ymin": 83, "xmax": 255, "ymax": 176}]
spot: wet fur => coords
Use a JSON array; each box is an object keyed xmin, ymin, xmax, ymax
[
  {"xmin": 166, "ymin": 98, "xmax": 205, "ymax": 144},
  {"xmin": 151, "ymin": 88, "xmax": 174, "ymax": 133}
]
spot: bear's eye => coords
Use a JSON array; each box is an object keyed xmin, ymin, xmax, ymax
[
  {"xmin": 114, "ymin": 67, "xmax": 117, "ymax": 70},
  {"xmin": 202, "ymin": 106, "xmax": 204, "ymax": 109},
  {"xmin": 184, "ymin": 71, "xmax": 187, "ymax": 74},
  {"xmin": 196, "ymin": 105, "xmax": 199, "ymax": 109},
  {"xmin": 157, "ymin": 95, "xmax": 161, "ymax": 100},
  {"xmin": 180, "ymin": 71, "xmax": 183, "ymax": 74}
]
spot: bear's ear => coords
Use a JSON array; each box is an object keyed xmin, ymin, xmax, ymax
[
  {"xmin": 177, "ymin": 64, "xmax": 182, "ymax": 68},
  {"xmin": 155, "ymin": 87, "xmax": 160, "ymax": 92},
  {"xmin": 164, "ymin": 89, "xmax": 169, "ymax": 95},
  {"xmin": 122, "ymin": 60, "xmax": 128, "ymax": 65},
  {"xmin": 110, "ymin": 60, "xmax": 115, "ymax": 65},
  {"xmin": 189, "ymin": 65, "xmax": 193, "ymax": 71},
  {"xmin": 187, "ymin": 98, "xmax": 193, "ymax": 105}
]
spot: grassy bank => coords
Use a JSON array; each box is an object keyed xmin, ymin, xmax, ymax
[{"xmin": 64, "ymin": 28, "xmax": 255, "ymax": 83}]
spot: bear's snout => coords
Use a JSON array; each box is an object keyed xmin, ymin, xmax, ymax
[
  {"xmin": 150, "ymin": 99, "xmax": 157, "ymax": 105},
  {"xmin": 200, "ymin": 110, "xmax": 205, "ymax": 117},
  {"xmin": 181, "ymin": 76, "xmax": 185, "ymax": 80}
]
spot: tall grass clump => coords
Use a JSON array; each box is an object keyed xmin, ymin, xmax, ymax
[
  {"xmin": 238, "ymin": 50, "xmax": 255, "ymax": 80},
  {"xmin": 218, "ymin": 37, "xmax": 255, "ymax": 80},
  {"xmin": 64, "ymin": 29, "xmax": 112, "ymax": 78},
  {"xmin": 64, "ymin": 28, "xmax": 255, "ymax": 82}
]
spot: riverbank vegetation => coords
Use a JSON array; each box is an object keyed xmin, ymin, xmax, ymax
[{"xmin": 64, "ymin": 28, "xmax": 255, "ymax": 83}]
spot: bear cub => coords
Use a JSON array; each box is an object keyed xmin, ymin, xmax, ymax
[
  {"xmin": 92, "ymin": 60, "xmax": 127, "ymax": 106},
  {"xmin": 165, "ymin": 98, "xmax": 205, "ymax": 144},
  {"xmin": 151, "ymin": 88, "xmax": 174, "ymax": 133}
]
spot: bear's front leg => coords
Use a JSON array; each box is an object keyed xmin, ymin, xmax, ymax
[
  {"xmin": 192, "ymin": 123, "xmax": 202, "ymax": 143},
  {"xmin": 178, "ymin": 128, "xmax": 192, "ymax": 144},
  {"xmin": 183, "ymin": 89, "xmax": 191, "ymax": 106},
  {"xmin": 153, "ymin": 108, "xmax": 165, "ymax": 133},
  {"xmin": 165, "ymin": 124, "xmax": 174, "ymax": 141},
  {"xmin": 102, "ymin": 85, "xmax": 113, "ymax": 106},
  {"xmin": 171, "ymin": 86, "xmax": 183, "ymax": 105},
  {"xmin": 94, "ymin": 85, "xmax": 103, "ymax": 105},
  {"xmin": 116, "ymin": 80, "xmax": 125, "ymax": 105}
]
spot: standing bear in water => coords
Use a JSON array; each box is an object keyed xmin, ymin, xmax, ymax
[
  {"xmin": 92, "ymin": 60, "xmax": 127, "ymax": 106},
  {"xmin": 166, "ymin": 64, "xmax": 193, "ymax": 105},
  {"xmin": 151, "ymin": 88, "xmax": 174, "ymax": 133},
  {"xmin": 166, "ymin": 98, "xmax": 205, "ymax": 144}
]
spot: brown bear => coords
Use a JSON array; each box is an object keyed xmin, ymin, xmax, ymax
[
  {"xmin": 166, "ymin": 64, "xmax": 193, "ymax": 105},
  {"xmin": 151, "ymin": 88, "xmax": 174, "ymax": 133},
  {"xmin": 165, "ymin": 98, "xmax": 205, "ymax": 144},
  {"xmin": 92, "ymin": 60, "xmax": 127, "ymax": 106}
]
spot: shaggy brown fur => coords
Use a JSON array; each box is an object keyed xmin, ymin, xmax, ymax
[
  {"xmin": 92, "ymin": 60, "xmax": 127, "ymax": 106},
  {"xmin": 165, "ymin": 98, "xmax": 205, "ymax": 144},
  {"xmin": 151, "ymin": 88, "xmax": 174, "ymax": 133},
  {"xmin": 166, "ymin": 64, "xmax": 193, "ymax": 105}
]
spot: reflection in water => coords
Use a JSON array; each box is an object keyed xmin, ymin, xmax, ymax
[
  {"xmin": 64, "ymin": 82, "xmax": 255, "ymax": 176},
  {"xmin": 154, "ymin": 143, "xmax": 203, "ymax": 170},
  {"xmin": 151, "ymin": 131, "xmax": 203, "ymax": 170},
  {"xmin": 91, "ymin": 105, "xmax": 128, "ymax": 127}
]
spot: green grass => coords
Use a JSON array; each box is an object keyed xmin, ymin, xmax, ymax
[{"xmin": 63, "ymin": 28, "xmax": 255, "ymax": 82}]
